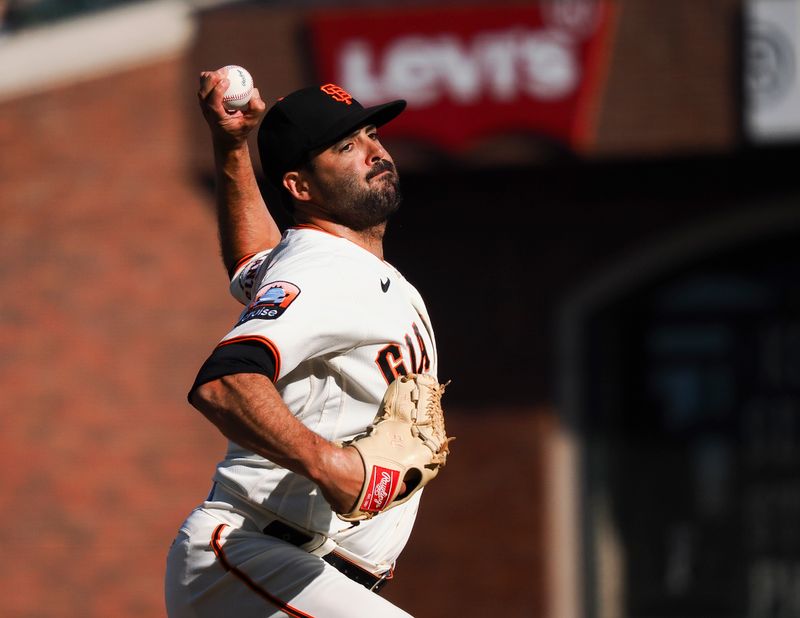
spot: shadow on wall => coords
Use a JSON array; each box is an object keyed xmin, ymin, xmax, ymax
[{"xmin": 558, "ymin": 203, "xmax": 800, "ymax": 617}]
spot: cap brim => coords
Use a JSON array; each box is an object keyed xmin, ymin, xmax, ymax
[{"xmin": 310, "ymin": 99, "xmax": 407, "ymax": 154}]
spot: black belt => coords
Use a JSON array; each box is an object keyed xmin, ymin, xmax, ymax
[{"xmin": 262, "ymin": 520, "xmax": 391, "ymax": 593}]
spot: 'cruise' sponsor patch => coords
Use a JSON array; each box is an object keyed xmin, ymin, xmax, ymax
[{"xmin": 237, "ymin": 281, "xmax": 301, "ymax": 324}]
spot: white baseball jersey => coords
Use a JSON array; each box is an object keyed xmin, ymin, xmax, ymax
[{"xmin": 212, "ymin": 224, "xmax": 438, "ymax": 570}]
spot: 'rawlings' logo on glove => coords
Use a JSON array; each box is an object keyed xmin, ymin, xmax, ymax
[{"xmin": 360, "ymin": 466, "xmax": 401, "ymax": 513}]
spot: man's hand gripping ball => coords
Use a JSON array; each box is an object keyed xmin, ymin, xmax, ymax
[{"xmin": 338, "ymin": 374, "xmax": 454, "ymax": 522}]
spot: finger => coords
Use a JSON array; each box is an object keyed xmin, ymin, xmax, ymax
[
  {"xmin": 197, "ymin": 70, "xmax": 219, "ymax": 99},
  {"xmin": 203, "ymin": 76, "xmax": 230, "ymax": 114},
  {"xmin": 248, "ymin": 87, "xmax": 267, "ymax": 114},
  {"xmin": 197, "ymin": 68, "xmax": 229, "ymax": 102}
]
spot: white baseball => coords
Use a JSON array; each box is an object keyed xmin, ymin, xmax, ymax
[{"xmin": 222, "ymin": 65, "xmax": 253, "ymax": 111}]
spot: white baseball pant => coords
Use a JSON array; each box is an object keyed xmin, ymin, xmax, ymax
[{"xmin": 164, "ymin": 506, "xmax": 413, "ymax": 618}]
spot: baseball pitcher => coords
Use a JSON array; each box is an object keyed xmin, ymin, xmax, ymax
[{"xmin": 164, "ymin": 69, "xmax": 452, "ymax": 617}]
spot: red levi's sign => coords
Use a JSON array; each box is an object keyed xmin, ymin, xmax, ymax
[
  {"xmin": 361, "ymin": 465, "xmax": 401, "ymax": 513},
  {"xmin": 308, "ymin": 2, "xmax": 618, "ymax": 153}
]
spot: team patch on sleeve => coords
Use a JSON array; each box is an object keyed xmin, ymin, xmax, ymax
[
  {"xmin": 233, "ymin": 253, "xmax": 268, "ymax": 301},
  {"xmin": 237, "ymin": 281, "xmax": 301, "ymax": 325}
]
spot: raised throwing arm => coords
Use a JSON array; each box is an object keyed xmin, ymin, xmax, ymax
[{"xmin": 197, "ymin": 68, "xmax": 283, "ymax": 275}]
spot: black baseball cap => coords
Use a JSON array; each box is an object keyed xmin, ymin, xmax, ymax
[{"xmin": 257, "ymin": 84, "xmax": 406, "ymax": 209}]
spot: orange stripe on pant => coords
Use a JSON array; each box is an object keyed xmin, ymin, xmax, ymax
[{"xmin": 210, "ymin": 524, "xmax": 315, "ymax": 618}]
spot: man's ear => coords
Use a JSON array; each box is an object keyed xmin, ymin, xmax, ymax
[{"xmin": 283, "ymin": 171, "xmax": 312, "ymax": 202}]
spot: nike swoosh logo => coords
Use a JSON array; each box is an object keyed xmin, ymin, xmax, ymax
[{"xmin": 381, "ymin": 278, "xmax": 391, "ymax": 293}]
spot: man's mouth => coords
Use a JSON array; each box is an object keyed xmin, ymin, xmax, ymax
[{"xmin": 367, "ymin": 161, "xmax": 396, "ymax": 181}]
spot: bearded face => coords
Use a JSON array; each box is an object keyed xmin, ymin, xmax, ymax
[{"xmin": 311, "ymin": 158, "xmax": 402, "ymax": 231}]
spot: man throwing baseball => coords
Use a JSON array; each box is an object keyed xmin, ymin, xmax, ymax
[{"xmin": 164, "ymin": 68, "xmax": 450, "ymax": 617}]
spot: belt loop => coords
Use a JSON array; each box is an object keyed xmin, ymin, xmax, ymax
[
  {"xmin": 258, "ymin": 505, "xmax": 391, "ymax": 593},
  {"xmin": 321, "ymin": 552, "xmax": 390, "ymax": 592},
  {"xmin": 370, "ymin": 566, "xmax": 394, "ymax": 592}
]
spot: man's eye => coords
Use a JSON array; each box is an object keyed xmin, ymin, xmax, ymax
[{"xmin": 339, "ymin": 143, "xmax": 353, "ymax": 152}]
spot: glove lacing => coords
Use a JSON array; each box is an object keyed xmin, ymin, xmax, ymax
[{"xmin": 416, "ymin": 379, "xmax": 453, "ymax": 465}]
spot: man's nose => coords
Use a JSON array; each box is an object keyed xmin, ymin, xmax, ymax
[{"xmin": 366, "ymin": 141, "xmax": 386, "ymax": 163}]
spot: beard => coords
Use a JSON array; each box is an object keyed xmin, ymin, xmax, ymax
[{"xmin": 315, "ymin": 159, "xmax": 402, "ymax": 231}]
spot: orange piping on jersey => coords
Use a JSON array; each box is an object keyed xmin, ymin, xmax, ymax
[
  {"xmin": 231, "ymin": 252, "xmax": 260, "ymax": 277},
  {"xmin": 210, "ymin": 525, "xmax": 316, "ymax": 618},
  {"xmin": 290, "ymin": 224, "xmax": 389, "ymax": 266},
  {"xmin": 290, "ymin": 223, "xmax": 341, "ymax": 238},
  {"xmin": 217, "ymin": 335, "xmax": 281, "ymax": 382}
]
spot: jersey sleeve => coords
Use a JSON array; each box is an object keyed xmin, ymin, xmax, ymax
[
  {"xmin": 189, "ymin": 335, "xmax": 280, "ymax": 396},
  {"xmin": 229, "ymin": 250, "xmax": 272, "ymax": 305},
  {"xmin": 199, "ymin": 248, "xmax": 371, "ymax": 389}
]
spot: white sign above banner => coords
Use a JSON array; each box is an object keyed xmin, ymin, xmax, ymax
[{"xmin": 744, "ymin": 0, "xmax": 800, "ymax": 142}]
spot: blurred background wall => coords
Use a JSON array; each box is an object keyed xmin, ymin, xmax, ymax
[{"xmin": 1, "ymin": 0, "xmax": 799, "ymax": 616}]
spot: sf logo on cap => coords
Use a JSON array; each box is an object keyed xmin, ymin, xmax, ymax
[{"xmin": 321, "ymin": 83, "xmax": 353, "ymax": 105}]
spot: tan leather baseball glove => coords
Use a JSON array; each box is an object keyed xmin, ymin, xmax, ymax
[{"xmin": 337, "ymin": 373, "xmax": 453, "ymax": 522}]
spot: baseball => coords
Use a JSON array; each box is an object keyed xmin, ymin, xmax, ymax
[{"xmin": 222, "ymin": 65, "xmax": 253, "ymax": 111}]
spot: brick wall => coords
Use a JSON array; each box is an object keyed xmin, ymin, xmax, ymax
[{"xmin": 0, "ymin": 58, "xmax": 549, "ymax": 617}]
